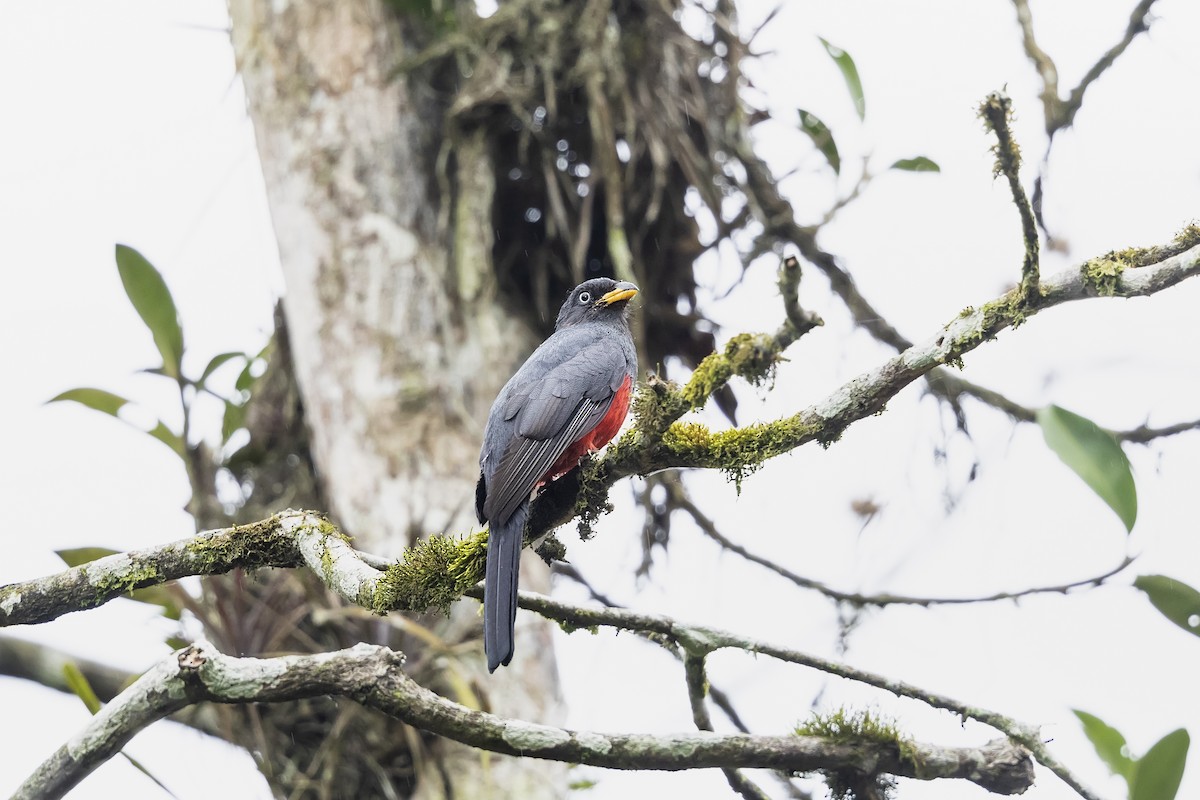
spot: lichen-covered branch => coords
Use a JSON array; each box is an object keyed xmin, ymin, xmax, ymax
[
  {"xmin": 10, "ymin": 241, "xmax": 1196, "ymax": 629},
  {"xmin": 15, "ymin": 641, "xmax": 1035, "ymax": 800},
  {"xmin": 510, "ymin": 590, "xmax": 1103, "ymax": 799},
  {"xmin": 979, "ymin": 92, "xmax": 1040, "ymax": 300},
  {"xmin": 602, "ymin": 236, "xmax": 1200, "ymax": 486},
  {"xmin": 3, "ymin": 513, "xmax": 1091, "ymax": 797},
  {"xmin": 0, "ymin": 518, "xmax": 304, "ymax": 627}
]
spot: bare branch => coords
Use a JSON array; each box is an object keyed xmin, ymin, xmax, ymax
[
  {"xmin": 930, "ymin": 371, "xmax": 1200, "ymax": 444},
  {"xmin": 675, "ymin": 483, "xmax": 1137, "ymax": 607},
  {"xmin": 684, "ymin": 653, "xmax": 772, "ymax": 800},
  {"xmin": 777, "ymin": 255, "xmax": 824, "ymax": 346},
  {"xmin": 1010, "ymin": 0, "xmax": 1062, "ymax": 129},
  {"xmin": 1013, "ymin": 0, "xmax": 1160, "ymax": 135},
  {"xmin": 1063, "ymin": 0, "xmax": 1158, "ymax": 130},
  {"xmin": 0, "ymin": 633, "xmax": 134, "ymax": 702},
  {"xmin": 16, "ymin": 642, "xmax": 1036, "ymax": 800}
]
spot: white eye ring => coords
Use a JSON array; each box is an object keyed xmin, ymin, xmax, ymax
[{"xmin": 578, "ymin": 291, "xmax": 592, "ymax": 304}]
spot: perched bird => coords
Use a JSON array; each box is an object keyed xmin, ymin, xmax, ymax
[{"xmin": 476, "ymin": 278, "xmax": 639, "ymax": 671}]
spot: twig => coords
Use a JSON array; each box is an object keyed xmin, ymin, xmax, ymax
[
  {"xmin": 684, "ymin": 653, "xmax": 772, "ymax": 800},
  {"xmin": 979, "ymin": 92, "xmax": 1040, "ymax": 300},
  {"xmin": 0, "ymin": 633, "xmax": 135, "ymax": 702},
  {"xmin": 1011, "ymin": 0, "xmax": 1062, "ymax": 130},
  {"xmin": 554, "ymin": 561, "xmax": 753, "ymax": 733},
  {"xmin": 776, "ymin": 255, "xmax": 824, "ymax": 346},
  {"xmin": 1012, "ymin": 0, "xmax": 1160, "ymax": 136},
  {"xmin": 674, "ymin": 484, "xmax": 1137, "ymax": 607},
  {"xmin": 1063, "ymin": 0, "xmax": 1158, "ymax": 131},
  {"xmin": 930, "ymin": 371, "xmax": 1200, "ymax": 444},
  {"xmin": 16, "ymin": 641, "xmax": 1037, "ymax": 800}
]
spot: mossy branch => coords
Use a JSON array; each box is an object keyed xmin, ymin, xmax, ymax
[
  {"xmin": 0, "ymin": 510, "xmax": 1097, "ymax": 797},
  {"xmin": 8, "ymin": 236, "xmax": 1198, "ymax": 630},
  {"xmin": 979, "ymin": 91, "xmax": 1040, "ymax": 301},
  {"xmin": 16, "ymin": 640, "xmax": 1037, "ymax": 799}
]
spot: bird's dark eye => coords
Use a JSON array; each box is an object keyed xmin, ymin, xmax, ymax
[{"xmin": 578, "ymin": 291, "xmax": 591, "ymax": 304}]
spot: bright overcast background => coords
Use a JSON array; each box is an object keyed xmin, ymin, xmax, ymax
[{"xmin": 1, "ymin": 1, "xmax": 1198, "ymax": 799}]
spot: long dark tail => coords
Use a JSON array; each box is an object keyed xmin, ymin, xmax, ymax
[{"xmin": 484, "ymin": 503, "xmax": 526, "ymax": 672}]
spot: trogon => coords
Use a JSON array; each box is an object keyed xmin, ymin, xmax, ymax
[{"xmin": 476, "ymin": 278, "xmax": 639, "ymax": 672}]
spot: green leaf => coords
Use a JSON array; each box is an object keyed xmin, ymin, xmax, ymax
[
  {"xmin": 56, "ymin": 546, "xmax": 120, "ymax": 567},
  {"xmin": 50, "ymin": 388, "xmax": 185, "ymax": 458},
  {"xmin": 797, "ymin": 108, "xmax": 841, "ymax": 174},
  {"xmin": 1131, "ymin": 728, "xmax": 1189, "ymax": 800},
  {"xmin": 128, "ymin": 584, "xmax": 183, "ymax": 621},
  {"xmin": 1036, "ymin": 405, "xmax": 1137, "ymax": 531},
  {"xmin": 890, "ymin": 156, "xmax": 941, "ymax": 173},
  {"xmin": 145, "ymin": 421, "xmax": 186, "ymax": 457},
  {"xmin": 62, "ymin": 662, "xmax": 103, "ymax": 714},
  {"xmin": 222, "ymin": 399, "xmax": 247, "ymax": 444},
  {"xmin": 197, "ymin": 351, "xmax": 245, "ymax": 388},
  {"xmin": 115, "ymin": 244, "xmax": 184, "ymax": 379},
  {"xmin": 1074, "ymin": 709, "xmax": 1135, "ymax": 784},
  {"xmin": 235, "ymin": 359, "xmax": 258, "ymax": 393},
  {"xmin": 1135, "ymin": 575, "xmax": 1200, "ymax": 638},
  {"xmin": 49, "ymin": 387, "xmax": 130, "ymax": 417},
  {"xmin": 819, "ymin": 37, "xmax": 865, "ymax": 120},
  {"xmin": 119, "ymin": 751, "xmax": 182, "ymax": 800}
]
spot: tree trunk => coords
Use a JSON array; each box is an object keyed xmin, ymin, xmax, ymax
[{"xmin": 227, "ymin": 1, "xmax": 565, "ymax": 797}]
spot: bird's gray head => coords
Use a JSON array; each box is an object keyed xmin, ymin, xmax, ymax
[{"xmin": 554, "ymin": 278, "xmax": 639, "ymax": 330}]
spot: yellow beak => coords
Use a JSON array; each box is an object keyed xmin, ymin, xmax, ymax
[{"xmin": 598, "ymin": 282, "xmax": 639, "ymax": 306}]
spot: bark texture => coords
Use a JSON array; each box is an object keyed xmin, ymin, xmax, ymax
[{"xmin": 227, "ymin": 1, "xmax": 562, "ymax": 797}]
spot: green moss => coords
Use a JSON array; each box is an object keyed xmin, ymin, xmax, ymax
[
  {"xmin": 943, "ymin": 291, "xmax": 1027, "ymax": 368},
  {"xmin": 313, "ymin": 518, "xmax": 353, "ymax": 584},
  {"xmin": 91, "ymin": 559, "xmax": 164, "ymax": 599},
  {"xmin": 795, "ymin": 708, "xmax": 919, "ymax": 800},
  {"xmin": 680, "ymin": 333, "xmax": 779, "ymax": 409},
  {"xmin": 1081, "ymin": 253, "xmax": 1128, "ymax": 296},
  {"xmin": 534, "ymin": 533, "xmax": 566, "ymax": 564},
  {"xmin": 573, "ymin": 459, "xmax": 615, "ymax": 540},
  {"xmin": 1174, "ymin": 221, "xmax": 1200, "ymax": 250},
  {"xmin": 1075, "ymin": 225, "xmax": 1200, "ymax": 294},
  {"xmin": 795, "ymin": 707, "xmax": 908, "ymax": 747},
  {"xmin": 183, "ymin": 515, "xmax": 302, "ymax": 573},
  {"xmin": 977, "ymin": 92, "xmax": 1021, "ymax": 178},
  {"xmin": 662, "ymin": 416, "xmax": 818, "ymax": 489},
  {"xmin": 372, "ymin": 530, "xmax": 488, "ymax": 615}
]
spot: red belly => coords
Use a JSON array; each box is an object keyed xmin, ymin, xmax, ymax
[{"xmin": 542, "ymin": 374, "xmax": 632, "ymax": 482}]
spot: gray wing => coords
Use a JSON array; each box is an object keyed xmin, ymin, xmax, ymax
[{"xmin": 482, "ymin": 342, "xmax": 628, "ymax": 525}]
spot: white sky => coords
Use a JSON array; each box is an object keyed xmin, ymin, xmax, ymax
[{"xmin": 1, "ymin": 1, "xmax": 1198, "ymax": 798}]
